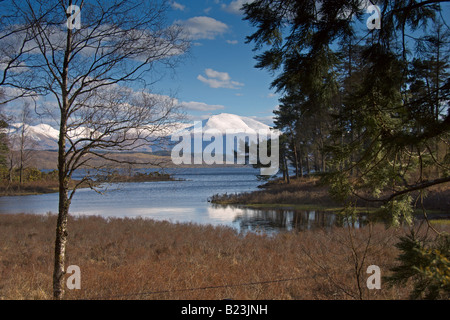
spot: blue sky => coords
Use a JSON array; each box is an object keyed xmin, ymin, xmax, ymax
[
  {"xmin": 0, "ymin": 0, "xmax": 278, "ymax": 127},
  {"xmin": 159, "ymin": 0, "xmax": 450, "ymax": 127},
  {"xmin": 155, "ymin": 0, "xmax": 280, "ymax": 126},
  {"xmin": 4, "ymin": 0, "xmax": 449, "ymax": 127}
]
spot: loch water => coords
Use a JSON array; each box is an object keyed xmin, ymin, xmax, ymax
[{"xmin": 0, "ymin": 167, "xmax": 366, "ymax": 234}]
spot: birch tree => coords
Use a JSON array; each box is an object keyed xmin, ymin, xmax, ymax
[{"xmin": 1, "ymin": 0, "xmax": 189, "ymax": 299}]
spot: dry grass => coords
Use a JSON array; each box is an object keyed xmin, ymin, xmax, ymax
[
  {"xmin": 1, "ymin": 213, "xmax": 448, "ymax": 300},
  {"xmin": 210, "ymin": 177, "xmax": 336, "ymax": 207}
]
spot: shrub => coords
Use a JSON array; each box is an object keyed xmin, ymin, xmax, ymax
[{"xmin": 386, "ymin": 230, "xmax": 450, "ymax": 300}]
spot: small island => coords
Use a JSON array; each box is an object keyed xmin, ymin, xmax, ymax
[
  {"xmin": 0, "ymin": 167, "xmax": 179, "ymax": 197},
  {"xmin": 95, "ymin": 170, "xmax": 181, "ymax": 183}
]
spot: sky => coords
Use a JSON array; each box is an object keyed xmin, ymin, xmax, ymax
[
  {"xmin": 2, "ymin": 0, "xmax": 449, "ymax": 127},
  {"xmin": 154, "ymin": 0, "xmax": 280, "ymax": 126},
  {"xmin": 159, "ymin": 0, "xmax": 450, "ymax": 127},
  {"xmin": 0, "ymin": 0, "xmax": 279, "ymax": 127}
]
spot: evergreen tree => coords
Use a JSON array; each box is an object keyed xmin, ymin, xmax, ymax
[{"xmin": 243, "ymin": 0, "xmax": 449, "ymax": 220}]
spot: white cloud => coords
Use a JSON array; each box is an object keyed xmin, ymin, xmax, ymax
[
  {"xmin": 222, "ymin": 0, "xmax": 253, "ymax": 15},
  {"xmin": 171, "ymin": 1, "xmax": 186, "ymax": 11},
  {"xmin": 205, "ymin": 68, "xmax": 230, "ymax": 81},
  {"xmin": 226, "ymin": 39, "xmax": 238, "ymax": 45},
  {"xmin": 197, "ymin": 68, "xmax": 244, "ymax": 89},
  {"xmin": 177, "ymin": 16, "xmax": 229, "ymax": 40},
  {"xmin": 179, "ymin": 101, "xmax": 225, "ymax": 112}
]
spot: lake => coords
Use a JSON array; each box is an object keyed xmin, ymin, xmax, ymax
[{"xmin": 0, "ymin": 167, "xmax": 366, "ymax": 234}]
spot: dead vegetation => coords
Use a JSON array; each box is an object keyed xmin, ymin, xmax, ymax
[
  {"xmin": 209, "ymin": 177, "xmax": 336, "ymax": 209},
  {"xmin": 1, "ymin": 213, "xmax": 447, "ymax": 300}
]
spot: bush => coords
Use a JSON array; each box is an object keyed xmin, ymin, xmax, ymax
[
  {"xmin": 386, "ymin": 230, "xmax": 450, "ymax": 300},
  {"xmin": 23, "ymin": 167, "xmax": 43, "ymax": 182}
]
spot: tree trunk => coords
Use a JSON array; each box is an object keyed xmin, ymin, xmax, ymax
[
  {"xmin": 53, "ymin": 112, "xmax": 70, "ymax": 300},
  {"xmin": 53, "ymin": 182, "xmax": 70, "ymax": 300},
  {"xmin": 306, "ymin": 153, "xmax": 310, "ymax": 175},
  {"xmin": 322, "ymin": 152, "xmax": 326, "ymax": 173},
  {"xmin": 53, "ymin": 11, "xmax": 73, "ymax": 299},
  {"xmin": 19, "ymin": 119, "xmax": 25, "ymax": 184},
  {"xmin": 299, "ymin": 149, "xmax": 304, "ymax": 178},
  {"xmin": 284, "ymin": 154, "xmax": 290, "ymax": 184},
  {"xmin": 293, "ymin": 143, "xmax": 299, "ymax": 178},
  {"xmin": 8, "ymin": 157, "xmax": 13, "ymax": 183},
  {"xmin": 289, "ymin": 128, "xmax": 299, "ymax": 178}
]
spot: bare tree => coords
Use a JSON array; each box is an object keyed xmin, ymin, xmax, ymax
[
  {"xmin": 0, "ymin": 1, "xmax": 43, "ymax": 104},
  {"xmin": 16, "ymin": 103, "xmax": 35, "ymax": 184},
  {"xmin": 2, "ymin": 0, "xmax": 189, "ymax": 299},
  {"xmin": 5, "ymin": 102, "xmax": 35, "ymax": 184}
]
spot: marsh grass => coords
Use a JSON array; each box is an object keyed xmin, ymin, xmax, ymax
[{"xmin": 0, "ymin": 213, "xmax": 448, "ymax": 300}]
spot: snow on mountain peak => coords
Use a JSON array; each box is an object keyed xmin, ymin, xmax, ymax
[
  {"xmin": 205, "ymin": 113, "xmax": 270, "ymax": 132},
  {"xmin": 31, "ymin": 124, "xmax": 60, "ymax": 139},
  {"xmin": 6, "ymin": 113, "xmax": 275, "ymax": 151},
  {"xmin": 179, "ymin": 113, "xmax": 273, "ymax": 134}
]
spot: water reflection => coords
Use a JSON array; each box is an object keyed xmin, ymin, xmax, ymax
[{"xmin": 210, "ymin": 205, "xmax": 368, "ymax": 234}]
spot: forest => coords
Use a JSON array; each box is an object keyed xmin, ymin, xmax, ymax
[{"xmin": 242, "ymin": 0, "xmax": 449, "ymax": 225}]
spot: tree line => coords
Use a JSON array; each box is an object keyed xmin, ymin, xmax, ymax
[
  {"xmin": 244, "ymin": 0, "xmax": 449, "ymax": 223},
  {"xmin": 242, "ymin": 1, "xmax": 449, "ymax": 299}
]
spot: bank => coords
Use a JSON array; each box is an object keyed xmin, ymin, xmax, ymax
[
  {"xmin": 0, "ymin": 170, "xmax": 178, "ymax": 197},
  {"xmin": 209, "ymin": 176, "xmax": 450, "ymax": 221}
]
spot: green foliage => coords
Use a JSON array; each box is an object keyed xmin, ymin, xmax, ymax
[
  {"xmin": 386, "ymin": 231, "xmax": 450, "ymax": 300},
  {"xmin": 379, "ymin": 195, "xmax": 414, "ymax": 227},
  {"xmin": 324, "ymin": 171, "xmax": 353, "ymax": 204},
  {"xmin": 96, "ymin": 170, "xmax": 175, "ymax": 183},
  {"xmin": 0, "ymin": 166, "xmax": 8, "ymax": 179},
  {"xmin": 23, "ymin": 167, "xmax": 44, "ymax": 182},
  {"xmin": 0, "ymin": 167, "xmax": 59, "ymax": 183}
]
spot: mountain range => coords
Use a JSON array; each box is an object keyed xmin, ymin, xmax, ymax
[{"xmin": 6, "ymin": 113, "xmax": 275, "ymax": 152}]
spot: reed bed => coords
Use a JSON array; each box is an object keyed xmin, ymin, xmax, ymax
[{"xmin": 0, "ymin": 213, "xmax": 447, "ymax": 300}]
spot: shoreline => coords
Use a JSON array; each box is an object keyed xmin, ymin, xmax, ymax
[
  {"xmin": 0, "ymin": 174, "xmax": 178, "ymax": 197},
  {"xmin": 3, "ymin": 171, "xmax": 449, "ymax": 222},
  {"xmin": 210, "ymin": 176, "xmax": 450, "ymax": 219}
]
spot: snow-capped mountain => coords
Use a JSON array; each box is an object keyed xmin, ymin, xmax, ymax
[
  {"xmin": 5, "ymin": 113, "xmax": 275, "ymax": 152},
  {"xmin": 171, "ymin": 113, "xmax": 279, "ymax": 161},
  {"xmin": 7, "ymin": 123, "xmax": 60, "ymax": 150},
  {"xmin": 178, "ymin": 113, "xmax": 273, "ymax": 134},
  {"xmin": 7, "ymin": 123, "xmax": 103, "ymax": 151}
]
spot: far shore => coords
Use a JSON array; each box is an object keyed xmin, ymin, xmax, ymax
[
  {"xmin": 0, "ymin": 171, "xmax": 178, "ymax": 197},
  {"xmin": 209, "ymin": 176, "xmax": 450, "ymax": 219}
]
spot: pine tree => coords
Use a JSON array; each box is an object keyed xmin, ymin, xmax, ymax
[{"xmin": 243, "ymin": 0, "xmax": 450, "ymax": 215}]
